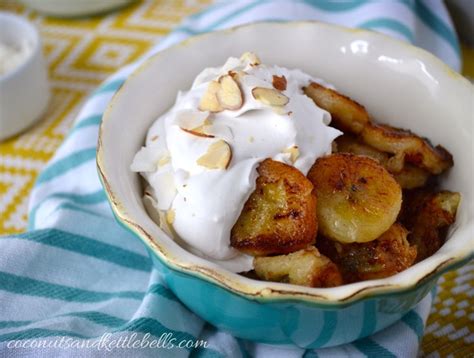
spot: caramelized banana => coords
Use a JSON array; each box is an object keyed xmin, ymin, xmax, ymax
[
  {"xmin": 307, "ymin": 153, "xmax": 402, "ymax": 243},
  {"xmin": 336, "ymin": 135, "xmax": 431, "ymax": 189},
  {"xmin": 254, "ymin": 247, "xmax": 343, "ymax": 287},
  {"xmin": 361, "ymin": 123, "xmax": 453, "ymax": 175},
  {"xmin": 304, "ymin": 82, "xmax": 369, "ymax": 134},
  {"xmin": 400, "ymin": 190, "xmax": 460, "ymax": 262},
  {"xmin": 231, "ymin": 159, "xmax": 317, "ymax": 256},
  {"xmin": 336, "ymin": 134, "xmax": 387, "ymax": 163},
  {"xmin": 394, "ymin": 166, "xmax": 431, "ymax": 190},
  {"xmin": 317, "ymin": 223, "xmax": 417, "ymax": 282}
]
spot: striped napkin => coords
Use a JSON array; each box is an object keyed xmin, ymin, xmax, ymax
[{"xmin": 0, "ymin": 1, "xmax": 460, "ymax": 357}]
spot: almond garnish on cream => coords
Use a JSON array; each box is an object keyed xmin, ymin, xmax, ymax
[
  {"xmin": 240, "ymin": 51, "xmax": 260, "ymax": 66},
  {"xmin": 199, "ymin": 81, "xmax": 223, "ymax": 112},
  {"xmin": 283, "ymin": 146, "xmax": 300, "ymax": 163},
  {"xmin": 216, "ymin": 75, "xmax": 243, "ymax": 110},
  {"xmin": 197, "ymin": 140, "xmax": 232, "ymax": 170},
  {"xmin": 252, "ymin": 87, "xmax": 289, "ymax": 106},
  {"xmin": 131, "ymin": 52, "xmax": 341, "ymax": 272}
]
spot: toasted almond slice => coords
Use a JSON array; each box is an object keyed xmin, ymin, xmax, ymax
[
  {"xmin": 252, "ymin": 87, "xmax": 289, "ymax": 107},
  {"xmin": 166, "ymin": 209, "xmax": 175, "ymax": 224},
  {"xmin": 240, "ymin": 52, "xmax": 261, "ymax": 66},
  {"xmin": 229, "ymin": 70, "xmax": 247, "ymax": 81},
  {"xmin": 197, "ymin": 139, "xmax": 232, "ymax": 170},
  {"xmin": 199, "ymin": 81, "xmax": 223, "ymax": 112},
  {"xmin": 158, "ymin": 210, "xmax": 174, "ymax": 237},
  {"xmin": 176, "ymin": 110, "xmax": 209, "ymax": 129},
  {"xmin": 157, "ymin": 154, "xmax": 171, "ymax": 167},
  {"xmin": 217, "ymin": 75, "xmax": 243, "ymax": 110},
  {"xmin": 181, "ymin": 126, "xmax": 215, "ymax": 138},
  {"xmin": 272, "ymin": 75, "xmax": 287, "ymax": 91},
  {"xmin": 283, "ymin": 146, "xmax": 300, "ymax": 163}
]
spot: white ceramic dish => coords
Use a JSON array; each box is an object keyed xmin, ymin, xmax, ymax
[
  {"xmin": 19, "ymin": 0, "xmax": 133, "ymax": 17},
  {"xmin": 0, "ymin": 12, "xmax": 49, "ymax": 141},
  {"xmin": 97, "ymin": 21, "xmax": 474, "ymax": 347}
]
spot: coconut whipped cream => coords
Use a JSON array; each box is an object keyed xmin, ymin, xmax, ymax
[{"xmin": 131, "ymin": 53, "xmax": 341, "ymax": 272}]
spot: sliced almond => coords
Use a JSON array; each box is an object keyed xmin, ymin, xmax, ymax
[
  {"xmin": 216, "ymin": 75, "xmax": 243, "ymax": 110},
  {"xmin": 177, "ymin": 110, "xmax": 209, "ymax": 129},
  {"xmin": 283, "ymin": 146, "xmax": 300, "ymax": 163},
  {"xmin": 197, "ymin": 139, "xmax": 232, "ymax": 170},
  {"xmin": 158, "ymin": 210, "xmax": 174, "ymax": 238},
  {"xmin": 199, "ymin": 81, "xmax": 223, "ymax": 112},
  {"xmin": 240, "ymin": 52, "xmax": 261, "ymax": 66},
  {"xmin": 151, "ymin": 135, "xmax": 159, "ymax": 142},
  {"xmin": 157, "ymin": 154, "xmax": 171, "ymax": 167},
  {"xmin": 252, "ymin": 87, "xmax": 289, "ymax": 107},
  {"xmin": 229, "ymin": 70, "xmax": 247, "ymax": 81},
  {"xmin": 179, "ymin": 114, "xmax": 214, "ymax": 138},
  {"xmin": 272, "ymin": 75, "xmax": 287, "ymax": 91},
  {"xmin": 181, "ymin": 127, "xmax": 215, "ymax": 138},
  {"xmin": 166, "ymin": 209, "xmax": 175, "ymax": 225}
]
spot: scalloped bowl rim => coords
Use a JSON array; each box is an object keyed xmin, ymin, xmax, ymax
[{"xmin": 97, "ymin": 21, "xmax": 474, "ymax": 306}]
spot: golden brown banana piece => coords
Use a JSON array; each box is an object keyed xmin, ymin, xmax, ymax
[
  {"xmin": 304, "ymin": 82, "xmax": 453, "ymax": 175},
  {"xmin": 304, "ymin": 82, "xmax": 369, "ymax": 134},
  {"xmin": 336, "ymin": 135, "xmax": 431, "ymax": 189},
  {"xmin": 361, "ymin": 123, "xmax": 453, "ymax": 175},
  {"xmin": 307, "ymin": 153, "xmax": 402, "ymax": 243},
  {"xmin": 254, "ymin": 247, "xmax": 343, "ymax": 288},
  {"xmin": 231, "ymin": 159, "xmax": 317, "ymax": 256},
  {"xmin": 317, "ymin": 223, "xmax": 417, "ymax": 282},
  {"xmin": 400, "ymin": 190, "xmax": 460, "ymax": 262}
]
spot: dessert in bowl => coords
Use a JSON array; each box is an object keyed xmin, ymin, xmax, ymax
[{"xmin": 97, "ymin": 22, "xmax": 474, "ymax": 348}]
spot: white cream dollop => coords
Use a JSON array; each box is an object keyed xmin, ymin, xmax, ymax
[
  {"xmin": 131, "ymin": 54, "xmax": 341, "ymax": 272},
  {"xmin": 0, "ymin": 40, "xmax": 31, "ymax": 76}
]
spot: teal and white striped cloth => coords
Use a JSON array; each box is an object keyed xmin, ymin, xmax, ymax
[{"xmin": 0, "ymin": 1, "xmax": 461, "ymax": 357}]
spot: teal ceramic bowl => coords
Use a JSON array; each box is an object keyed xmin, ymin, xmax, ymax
[{"xmin": 97, "ymin": 22, "xmax": 474, "ymax": 348}]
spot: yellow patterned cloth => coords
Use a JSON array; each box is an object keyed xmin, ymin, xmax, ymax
[{"xmin": 0, "ymin": 1, "xmax": 472, "ymax": 356}]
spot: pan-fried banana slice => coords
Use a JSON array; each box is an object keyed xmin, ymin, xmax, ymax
[
  {"xmin": 336, "ymin": 135, "xmax": 431, "ymax": 189},
  {"xmin": 304, "ymin": 82, "xmax": 369, "ymax": 134},
  {"xmin": 307, "ymin": 153, "xmax": 402, "ymax": 243},
  {"xmin": 394, "ymin": 166, "xmax": 431, "ymax": 190},
  {"xmin": 254, "ymin": 247, "xmax": 343, "ymax": 287},
  {"xmin": 336, "ymin": 134, "xmax": 387, "ymax": 163},
  {"xmin": 400, "ymin": 190, "xmax": 460, "ymax": 262},
  {"xmin": 360, "ymin": 123, "xmax": 453, "ymax": 175},
  {"xmin": 231, "ymin": 159, "xmax": 317, "ymax": 256},
  {"xmin": 317, "ymin": 223, "xmax": 417, "ymax": 282}
]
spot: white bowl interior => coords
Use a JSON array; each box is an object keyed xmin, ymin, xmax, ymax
[{"xmin": 100, "ymin": 22, "xmax": 474, "ymax": 301}]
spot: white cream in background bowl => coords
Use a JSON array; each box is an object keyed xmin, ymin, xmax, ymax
[{"xmin": 0, "ymin": 12, "xmax": 49, "ymax": 141}]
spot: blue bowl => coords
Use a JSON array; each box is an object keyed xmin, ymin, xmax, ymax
[{"xmin": 97, "ymin": 22, "xmax": 474, "ymax": 348}]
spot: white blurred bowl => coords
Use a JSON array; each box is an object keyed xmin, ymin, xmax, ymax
[
  {"xmin": 0, "ymin": 12, "xmax": 49, "ymax": 141},
  {"xmin": 19, "ymin": 0, "xmax": 133, "ymax": 17}
]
